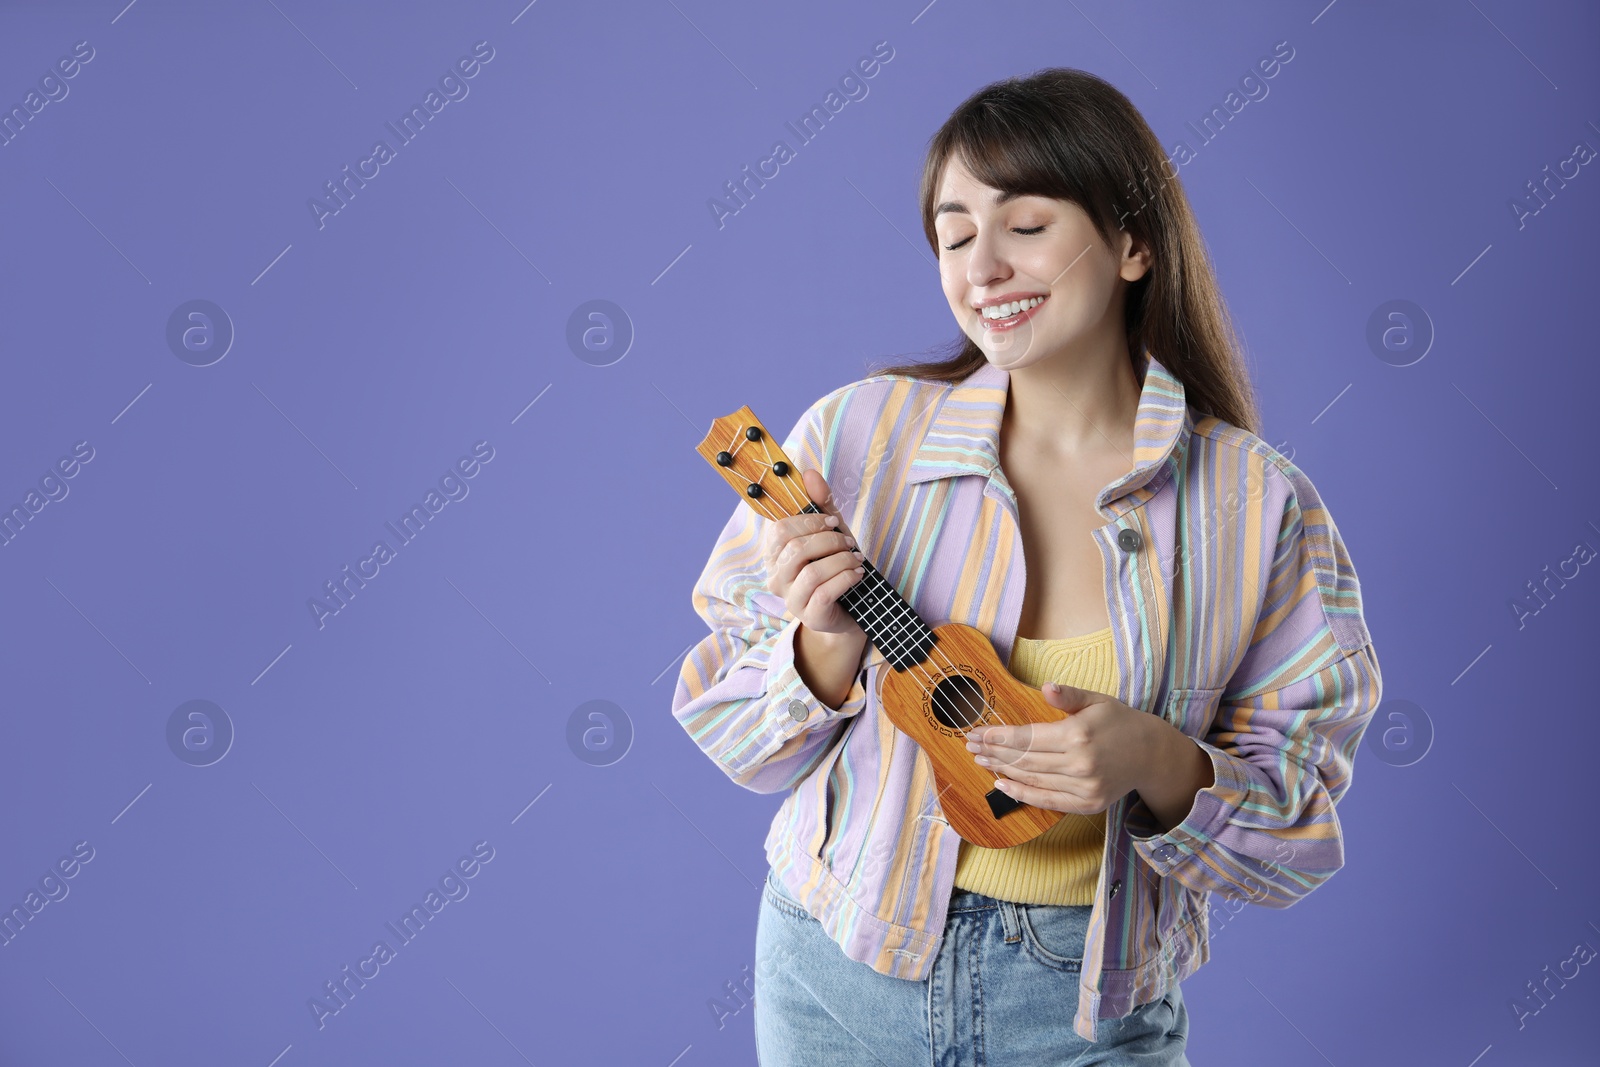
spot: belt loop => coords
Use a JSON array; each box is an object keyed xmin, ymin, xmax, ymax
[{"xmin": 999, "ymin": 900, "xmax": 1022, "ymax": 943}]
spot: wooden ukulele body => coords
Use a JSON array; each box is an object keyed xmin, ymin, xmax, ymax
[{"xmin": 876, "ymin": 621, "xmax": 1069, "ymax": 849}]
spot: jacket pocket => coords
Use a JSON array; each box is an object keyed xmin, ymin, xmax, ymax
[
  {"xmin": 1163, "ymin": 686, "xmax": 1225, "ymax": 738},
  {"xmin": 809, "ymin": 737, "xmax": 848, "ymax": 864},
  {"xmin": 817, "ymin": 660, "xmax": 882, "ymax": 872},
  {"xmin": 1157, "ymin": 884, "xmax": 1208, "ymax": 971},
  {"xmin": 822, "ymin": 770, "xmax": 838, "ymax": 856}
]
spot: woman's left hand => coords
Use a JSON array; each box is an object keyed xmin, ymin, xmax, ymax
[{"xmin": 964, "ymin": 683, "xmax": 1162, "ymax": 815}]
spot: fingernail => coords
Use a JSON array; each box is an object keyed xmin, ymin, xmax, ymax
[
  {"xmin": 852, "ymin": 550, "xmax": 864, "ymax": 560},
  {"xmin": 825, "ymin": 516, "xmax": 839, "ymax": 527}
]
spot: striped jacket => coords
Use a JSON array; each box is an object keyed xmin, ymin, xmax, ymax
[{"xmin": 672, "ymin": 351, "xmax": 1383, "ymax": 1042}]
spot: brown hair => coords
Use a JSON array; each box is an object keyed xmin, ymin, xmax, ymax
[{"xmin": 868, "ymin": 67, "xmax": 1260, "ymax": 434}]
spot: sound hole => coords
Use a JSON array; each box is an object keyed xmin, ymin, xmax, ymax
[{"xmin": 930, "ymin": 674, "xmax": 987, "ymax": 731}]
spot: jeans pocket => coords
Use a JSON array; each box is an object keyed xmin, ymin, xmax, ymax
[
  {"xmin": 763, "ymin": 869, "xmax": 813, "ymax": 924},
  {"xmin": 1017, "ymin": 904, "xmax": 1088, "ymax": 972},
  {"xmin": 1160, "ymin": 983, "xmax": 1188, "ymax": 1041}
]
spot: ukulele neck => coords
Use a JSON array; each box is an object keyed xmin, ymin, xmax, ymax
[{"xmin": 800, "ymin": 502, "xmax": 935, "ymax": 672}]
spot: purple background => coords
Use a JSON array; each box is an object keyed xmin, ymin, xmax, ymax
[{"xmin": 1, "ymin": 1, "xmax": 1595, "ymax": 1064}]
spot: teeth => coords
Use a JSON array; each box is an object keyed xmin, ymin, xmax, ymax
[{"xmin": 980, "ymin": 296, "xmax": 1045, "ymax": 320}]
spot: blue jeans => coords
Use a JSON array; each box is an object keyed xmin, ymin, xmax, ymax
[{"xmin": 754, "ymin": 866, "xmax": 1190, "ymax": 1066}]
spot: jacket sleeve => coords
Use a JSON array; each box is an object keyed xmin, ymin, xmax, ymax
[
  {"xmin": 1123, "ymin": 456, "xmax": 1383, "ymax": 905},
  {"xmin": 671, "ymin": 392, "xmax": 872, "ymax": 794}
]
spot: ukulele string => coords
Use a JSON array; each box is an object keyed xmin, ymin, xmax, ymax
[
  {"xmin": 845, "ymin": 563, "xmax": 1007, "ymax": 732},
  {"xmin": 730, "ymin": 428, "xmax": 1004, "ymax": 733}
]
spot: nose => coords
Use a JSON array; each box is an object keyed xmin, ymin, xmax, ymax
[{"xmin": 965, "ymin": 235, "xmax": 1011, "ymax": 294}]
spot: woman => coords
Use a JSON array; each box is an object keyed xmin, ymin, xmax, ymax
[{"xmin": 672, "ymin": 67, "xmax": 1382, "ymax": 1065}]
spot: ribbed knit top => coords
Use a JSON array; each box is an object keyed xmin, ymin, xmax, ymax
[{"xmin": 951, "ymin": 625, "xmax": 1118, "ymax": 905}]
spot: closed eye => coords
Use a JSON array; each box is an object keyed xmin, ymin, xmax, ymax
[{"xmin": 942, "ymin": 225, "xmax": 1047, "ymax": 252}]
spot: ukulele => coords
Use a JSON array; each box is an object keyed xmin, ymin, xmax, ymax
[{"xmin": 697, "ymin": 406, "xmax": 1069, "ymax": 849}]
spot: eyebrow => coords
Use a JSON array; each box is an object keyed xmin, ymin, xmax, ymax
[{"xmin": 934, "ymin": 189, "xmax": 1033, "ymax": 218}]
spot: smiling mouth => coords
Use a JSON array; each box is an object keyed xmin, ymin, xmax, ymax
[{"xmin": 976, "ymin": 294, "xmax": 1047, "ymax": 330}]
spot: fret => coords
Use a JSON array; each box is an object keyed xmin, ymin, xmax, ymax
[{"xmin": 816, "ymin": 523, "xmax": 936, "ymax": 670}]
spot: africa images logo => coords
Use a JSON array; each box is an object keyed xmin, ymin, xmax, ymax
[{"xmin": 308, "ymin": 441, "xmax": 495, "ymax": 630}]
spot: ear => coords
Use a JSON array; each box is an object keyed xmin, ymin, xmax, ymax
[{"xmin": 1118, "ymin": 230, "xmax": 1153, "ymax": 283}]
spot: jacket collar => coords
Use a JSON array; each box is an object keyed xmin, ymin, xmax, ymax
[{"xmin": 904, "ymin": 349, "xmax": 1193, "ymax": 517}]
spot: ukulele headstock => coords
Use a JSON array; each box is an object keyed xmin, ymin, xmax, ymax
[{"xmin": 694, "ymin": 406, "xmax": 817, "ymax": 523}]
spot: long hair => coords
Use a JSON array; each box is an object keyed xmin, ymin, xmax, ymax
[{"xmin": 869, "ymin": 67, "xmax": 1260, "ymax": 434}]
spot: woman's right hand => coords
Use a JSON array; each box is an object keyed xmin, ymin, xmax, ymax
[{"xmin": 761, "ymin": 468, "xmax": 867, "ymax": 635}]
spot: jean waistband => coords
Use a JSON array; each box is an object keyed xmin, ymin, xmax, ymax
[{"xmin": 947, "ymin": 887, "xmax": 1096, "ymax": 913}]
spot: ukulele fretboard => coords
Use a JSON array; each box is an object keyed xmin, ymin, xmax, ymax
[{"xmin": 800, "ymin": 502, "xmax": 936, "ymax": 672}]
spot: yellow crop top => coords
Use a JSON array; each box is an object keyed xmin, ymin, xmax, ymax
[{"xmin": 951, "ymin": 625, "xmax": 1119, "ymax": 905}]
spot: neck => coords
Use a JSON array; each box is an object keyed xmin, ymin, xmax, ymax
[
  {"xmin": 798, "ymin": 502, "xmax": 936, "ymax": 672},
  {"xmin": 1001, "ymin": 340, "xmax": 1141, "ymax": 459}
]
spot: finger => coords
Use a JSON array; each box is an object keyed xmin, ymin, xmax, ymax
[
  {"xmin": 1041, "ymin": 683, "xmax": 1098, "ymax": 713},
  {"xmin": 771, "ymin": 510, "xmax": 840, "ymax": 561},
  {"xmin": 991, "ymin": 775, "xmax": 1093, "ymax": 815},
  {"xmin": 793, "ymin": 550, "xmax": 866, "ymax": 612},
  {"xmin": 767, "ymin": 514, "xmax": 844, "ymax": 589},
  {"xmin": 770, "ymin": 513, "xmax": 846, "ymax": 577},
  {"xmin": 795, "ymin": 527, "xmax": 858, "ymax": 562},
  {"xmin": 808, "ymin": 558, "xmax": 867, "ymax": 614},
  {"xmin": 801, "ymin": 468, "xmax": 855, "ymax": 540},
  {"xmin": 992, "ymin": 763, "xmax": 1092, "ymax": 800},
  {"xmin": 975, "ymin": 745, "xmax": 1071, "ymax": 775},
  {"xmin": 967, "ymin": 720, "xmax": 1068, "ymax": 755},
  {"xmin": 773, "ymin": 529, "xmax": 855, "ymax": 587}
]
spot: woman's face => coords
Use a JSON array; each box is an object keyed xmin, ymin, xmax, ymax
[{"xmin": 933, "ymin": 154, "xmax": 1148, "ymax": 372}]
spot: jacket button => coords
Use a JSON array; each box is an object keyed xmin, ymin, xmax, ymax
[
  {"xmin": 1117, "ymin": 527, "xmax": 1142, "ymax": 552},
  {"xmin": 787, "ymin": 698, "xmax": 809, "ymax": 722},
  {"xmin": 1109, "ymin": 878, "xmax": 1121, "ymax": 899}
]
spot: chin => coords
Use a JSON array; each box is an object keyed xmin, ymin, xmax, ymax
[{"xmin": 979, "ymin": 331, "xmax": 1049, "ymax": 368}]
